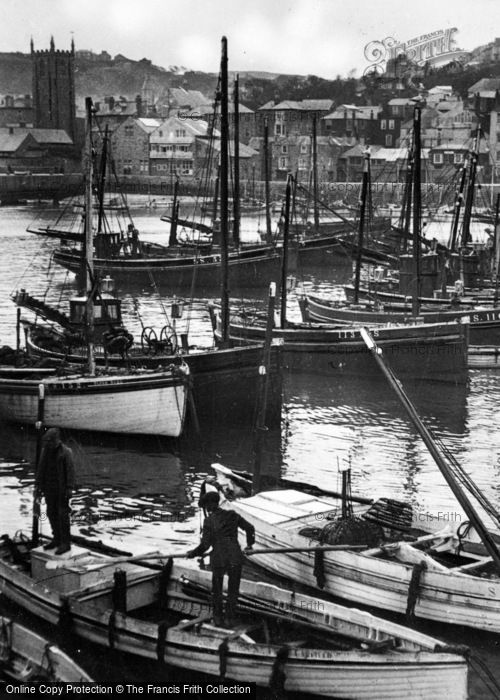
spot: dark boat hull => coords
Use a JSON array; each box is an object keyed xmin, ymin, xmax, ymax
[
  {"xmin": 53, "ymin": 246, "xmax": 282, "ymax": 289},
  {"xmin": 219, "ymin": 316, "xmax": 468, "ymax": 383},
  {"xmin": 305, "ymin": 294, "xmax": 500, "ymax": 346}
]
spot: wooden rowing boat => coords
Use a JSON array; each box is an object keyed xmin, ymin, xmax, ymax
[
  {"xmin": 210, "ymin": 463, "xmax": 500, "ymax": 635},
  {"xmin": 0, "ymin": 616, "xmax": 92, "ymax": 682},
  {"xmin": 0, "ymin": 535, "xmax": 468, "ymax": 698}
]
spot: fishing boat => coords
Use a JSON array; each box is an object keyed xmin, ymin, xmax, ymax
[
  {"xmin": 12, "ymin": 60, "xmax": 283, "ymax": 427},
  {"xmin": 215, "ymin": 177, "xmax": 470, "ymax": 383},
  {"xmin": 0, "ymin": 98, "xmax": 190, "ymax": 438},
  {"xmin": 301, "ymin": 113, "xmax": 500, "ymax": 346},
  {"xmin": 209, "ymin": 328, "xmax": 500, "ymax": 635},
  {"xmin": 0, "ymin": 616, "xmax": 93, "ymax": 682},
  {"xmin": 302, "ymin": 292, "xmax": 500, "ymax": 346},
  {"xmin": 43, "ymin": 42, "xmax": 281, "ymax": 290},
  {"xmin": 0, "ymin": 535, "xmax": 468, "ymax": 699}
]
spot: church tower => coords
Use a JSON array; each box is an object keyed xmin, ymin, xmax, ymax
[{"xmin": 31, "ymin": 36, "xmax": 76, "ymax": 141}]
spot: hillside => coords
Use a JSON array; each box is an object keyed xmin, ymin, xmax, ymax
[{"xmin": 1, "ymin": 42, "xmax": 500, "ymax": 111}]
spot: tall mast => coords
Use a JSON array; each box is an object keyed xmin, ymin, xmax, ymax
[
  {"xmin": 461, "ymin": 127, "xmax": 481, "ymax": 247},
  {"xmin": 280, "ymin": 174, "xmax": 292, "ymax": 329},
  {"xmin": 169, "ymin": 176, "xmax": 179, "ymax": 246},
  {"xmin": 84, "ymin": 97, "xmax": 96, "ymax": 375},
  {"xmin": 233, "ymin": 75, "xmax": 240, "ymax": 247},
  {"xmin": 448, "ymin": 161, "xmax": 468, "ymax": 251},
  {"xmin": 219, "ymin": 36, "xmax": 230, "ymax": 347},
  {"xmin": 97, "ymin": 124, "xmax": 109, "ymax": 234},
  {"xmin": 353, "ymin": 152, "xmax": 370, "ymax": 303},
  {"xmin": 412, "ymin": 105, "xmax": 422, "ymax": 317},
  {"xmin": 312, "ymin": 115, "xmax": 319, "ymax": 231},
  {"xmin": 263, "ymin": 120, "xmax": 272, "ymax": 244}
]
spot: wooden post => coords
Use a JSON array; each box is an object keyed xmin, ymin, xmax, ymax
[
  {"xmin": 16, "ymin": 308, "xmax": 21, "ymax": 352},
  {"xmin": 31, "ymin": 383, "xmax": 45, "ymax": 546},
  {"xmin": 253, "ymin": 282, "xmax": 276, "ymax": 495}
]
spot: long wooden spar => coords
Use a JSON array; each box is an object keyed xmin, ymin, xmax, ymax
[{"xmin": 360, "ymin": 325, "xmax": 500, "ymax": 573}]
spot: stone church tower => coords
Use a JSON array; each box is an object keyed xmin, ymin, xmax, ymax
[{"xmin": 31, "ymin": 36, "xmax": 76, "ymax": 141}]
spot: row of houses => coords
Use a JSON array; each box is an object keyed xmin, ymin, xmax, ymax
[
  {"xmin": 1, "ymin": 78, "xmax": 499, "ymax": 182},
  {"xmin": 106, "ymin": 93, "xmax": 494, "ymax": 185}
]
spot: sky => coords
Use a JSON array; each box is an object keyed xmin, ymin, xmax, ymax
[{"xmin": 1, "ymin": 0, "xmax": 499, "ymax": 78}]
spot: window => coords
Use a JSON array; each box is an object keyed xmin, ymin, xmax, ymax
[
  {"xmin": 181, "ymin": 160, "xmax": 193, "ymax": 175},
  {"xmin": 298, "ymin": 157, "xmax": 308, "ymax": 170},
  {"xmin": 388, "ymin": 119, "xmax": 395, "ymax": 130},
  {"xmin": 385, "ymin": 134, "xmax": 393, "ymax": 147},
  {"xmin": 278, "ymin": 156, "xmax": 289, "ymax": 169},
  {"xmin": 175, "ymin": 128, "xmax": 186, "ymax": 138},
  {"xmin": 454, "ymin": 152, "xmax": 464, "ymax": 164},
  {"xmin": 433, "ymin": 152, "xmax": 443, "ymax": 165},
  {"xmin": 300, "ymin": 143, "xmax": 308, "ymax": 154},
  {"xmin": 275, "ymin": 123, "xmax": 287, "ymax": 136},
  {"xmin": 275, "ymin": 111, "xmax": 285, "ymax": 123},
  {"xmin": 124, "ymin": 125, "xmax": 134, "ymax": 137},
  {"xmin": 159, "ymin": 130, "xmax": 163, "ymax": 137},
  {"xmin": 281, "ymin": 144, "xmax": 288, "ymax": 154},
  {"xmin": 380, "ymin": 119, "xmax": 387, "ymax": 130},
  {"xmin": 177, "ymin": 145, "xmax": 189, "ymax": 152}
]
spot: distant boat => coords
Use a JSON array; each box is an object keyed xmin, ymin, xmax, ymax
[
  {"xmin": 216, "ymin": 175, "xmax": 470, "ymax": 384},
  {"xmin": 34, "ymin": 66, "xmax": 281, "ymax": 291},
  {"xmin": 0, "ymin": 99, "xmax": 189, "ymax": 438},
  {"xmin": 0, "ymin": 616, "xmax": 93, "ymax": 682}
]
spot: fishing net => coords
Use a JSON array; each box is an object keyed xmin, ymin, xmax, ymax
[{"xmin": 319, "ymin": 515, "xmax": 384, "ymax": 547}]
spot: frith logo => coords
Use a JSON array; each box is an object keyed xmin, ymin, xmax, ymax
[{"xmin": 364, "ymin": 27, "xmax": 469, "ymax": 75}]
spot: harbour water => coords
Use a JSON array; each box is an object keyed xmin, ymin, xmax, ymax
[{"xmin": 1, "ymin": 199, "xmax": 500, "ymax": 696}]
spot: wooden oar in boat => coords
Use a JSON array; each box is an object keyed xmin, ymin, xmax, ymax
[
  {"xmin": 246, "ymin": 544, "xmax": 368, "ymax": 555},
  {"xmin": 46, "ymin": 543, "xmax": 367, "ymax": 570}
]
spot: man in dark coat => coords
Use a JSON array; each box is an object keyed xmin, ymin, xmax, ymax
[
  {"xmin": 186, "ymin": 491, "xmax": 255, "ymax": 627},
  {"xmin": 35, "ymin": 428, "xmax": 75, "ymax": 555}
]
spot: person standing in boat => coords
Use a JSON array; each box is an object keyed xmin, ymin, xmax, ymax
[
  {"xmin": 186, "ymin": 491, "xmax": 255, "ymax": 627},
  {"xmin": 35, "ymin": 428, "xmax": 75, "ymax": 555}
]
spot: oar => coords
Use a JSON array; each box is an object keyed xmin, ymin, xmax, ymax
[
  {"xmin": 246, "ymin": 544, "xmax": 367, "ymax": 555},
  {"xmin": 46, "ymin": 551, "xmax": 190, "ymax": 570},
  {"xmin": 46, "ymin": 543, "xmax": 366, "ymax": 570}
]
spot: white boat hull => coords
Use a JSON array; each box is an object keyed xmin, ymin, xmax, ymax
[
  {"xmin": 0, "ymin": 546, "xmax": 468, "ymax": 700},
  {"xmin": 224, "ymin": 489, "xmax": 500, "ymax": 634},
  {"xmin": 0, "ymin": 370, "xmax": 188, "ymax": 437}
]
